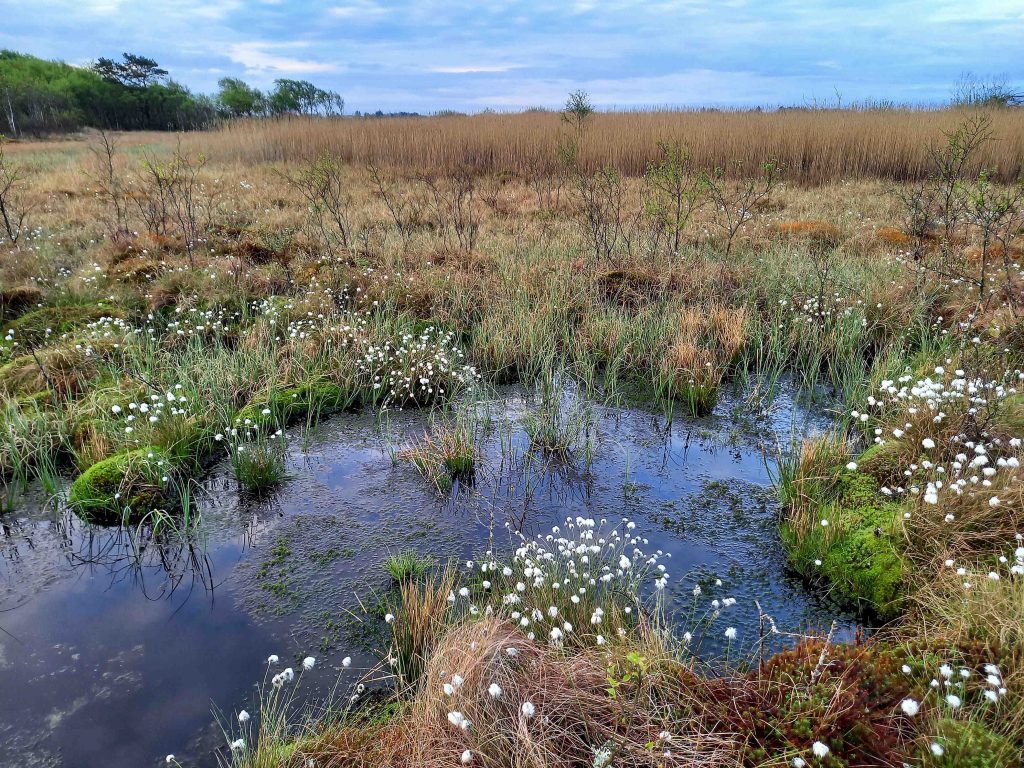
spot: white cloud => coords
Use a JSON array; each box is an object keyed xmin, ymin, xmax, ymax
[
  {"xmin": 328, "ymin": 1, "xmax": 391, "ymax": 20},
  {"xmin": 226, "ymin": 42, "xmax": 339, "ymax": 75},
  {"xmin": 429, "ymin": 64, "xmax": 525, "ymax": 74}
]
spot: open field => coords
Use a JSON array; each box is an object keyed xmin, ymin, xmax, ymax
[{"xmin": 2, "ymin": 109, "xmax": 1024, "ymax": 767}]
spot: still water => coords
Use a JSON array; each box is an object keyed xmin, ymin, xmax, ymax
[{"xmin": 0, "ymin": 384, "xmax": 857, "ymax": 767}]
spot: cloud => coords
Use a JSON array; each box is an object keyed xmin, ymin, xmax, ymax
[
  {"xmin": 429, "ymin": 65, "xmax": 526, "ymax": 74},
  {"xmin": 328, "ymin": 1, "xmax": 391, "ymax": 20},
  {"xmin": 226, "ymin": 42, "xmax": 340, "ymax": 75}
]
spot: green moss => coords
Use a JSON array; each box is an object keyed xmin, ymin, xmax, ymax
[
  {"xmin": 784, "ymin": 469, "xmax": 907, "ymax": 620},
  {"xmin": 235, "ymin": 381, "xmax": 352, "ymax": 430},
  {"xmin": 69, "ymin": 447, "xmax": 175, "ymax": 524},
  {"xmin": 923, "ymin": 718, "xmax": 1019, "ymax": 768},
  {"xmin": 1, "ymin": 304, "xmax": 116, "ymax": 349}
]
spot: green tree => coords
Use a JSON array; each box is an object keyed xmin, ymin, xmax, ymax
[
  {"xmin": 216, "ymin": 77, "xmax": 265, "ymax": 117},
  {"xmin": 561, "ymin": 89, "xmax": 594, "ymax": 139},
  {"xmin": 268, "ymin": 79, "xmax": 343, "ymax": 116},
  {"xmin": 92, "ymin": 53, "xmax": 168, "ymax": 88}
]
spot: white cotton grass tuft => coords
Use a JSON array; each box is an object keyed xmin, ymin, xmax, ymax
[
  {"xmin": 303, "ymin": 656, "xmax": 316, "ymax": 670},
  {"xmin": 900, "ymin": 698, "xmax": 919, "ymax": 716},
  {"xmin": 812, "ymin": 741, "xmax": 829, "ymax": 758},
  {"xmin": 521, "ymin": 701, "xmax": 536, "ymax": 718}
]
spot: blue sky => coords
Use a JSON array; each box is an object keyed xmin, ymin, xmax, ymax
[{"xmin": 2, "ymin": 0, "xmax": 1022, "ymax": 113}]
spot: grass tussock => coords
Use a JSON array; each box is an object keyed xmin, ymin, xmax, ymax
[{"xmin": 399, "ymin": 425, "xmax": 476, "ymax": 492}]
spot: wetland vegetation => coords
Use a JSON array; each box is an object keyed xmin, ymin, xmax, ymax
[{"xmin": 1, "ymin": 104, "xmax": 1024, "ymax": 767}]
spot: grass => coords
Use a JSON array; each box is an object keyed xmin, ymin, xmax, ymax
[
  {"xmin": 231, "ymin": 433, "xmax": 289, "ymax": 494},
  {"xmin": 224, "ymin": 516, "xmax": 1022, "ymax": 768},
  {"xmin": 384, "ymin": 550, "xmax": 436, "ymax": 585},
  {"xmin": 399, "ymin": 422, "xmax": 477, "ymax": 492}
]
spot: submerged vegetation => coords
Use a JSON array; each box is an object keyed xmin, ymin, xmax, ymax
[{"xmin": 3, "ymin": 104, "xmax": 1024, "ymax": 766}]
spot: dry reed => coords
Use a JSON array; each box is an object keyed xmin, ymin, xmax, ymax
[{"xmin": 196, "ymin": 109, "xmax": 1024, "ymax": 184}]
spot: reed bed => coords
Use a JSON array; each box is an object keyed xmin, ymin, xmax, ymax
[{"xmin": 198, "ymin": 108, "xmax": 1024, "ymax": 183}]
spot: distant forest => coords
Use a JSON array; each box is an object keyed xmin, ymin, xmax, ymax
[{"xmin": 0, "ymin": 50, "xmax": 345, "ymax": 136}]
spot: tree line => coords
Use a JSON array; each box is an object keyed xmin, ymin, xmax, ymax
[{"xmin": 0, "ymin": 50, "xmax": 344, "ymax": 137}]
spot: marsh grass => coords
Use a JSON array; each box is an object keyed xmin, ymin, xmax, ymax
[
  {"xmin": 231, "ymin": 433, "xmax": 289, "ymax": 494},
  {"xmin": 384, "ymin": 550, "xmax": 436, "ymax": 585},
  {"xmin": 400, "ymin": 425, "xmax": 476, "ymax": 492},
  {"xmin": 389, "ymin": 565, "xmax": 458, "ymax": 691},
  {"xmin": 522, "ymin": 367, "xmax": 595, "ymax": 463},
  {"xmin": 0, "ymin": 397, "xmax": 65, "ymax": 507},
  {"xmin": 6, "ymin": 116, "xmax": 1024, "ymax": 767}
]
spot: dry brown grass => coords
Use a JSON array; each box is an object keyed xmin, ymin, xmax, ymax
[
  {"xmin": 662, "ymin": 305, "xmax": 748, "ymax": 388},
  {"xmin": 403, "ymin": 619, "xmax": 737, "ymax": 768},
  {"xmin": 906, "ymin": 472, "xmax": 1024, "ymax": 570},
  {"xmin": 196, "ymin": 109, "xmax": 1024, "ymax": 184},
  {"xmin": 908, "ymin": 561, "xmax": 1024, "ymax": 742}
]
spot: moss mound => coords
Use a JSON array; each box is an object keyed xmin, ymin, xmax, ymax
[
  {"xmin": 924, "ymin": 718, "xmax": 1019, "ymax": 767},
  {"xmin": 785, "ymin": 470, "xmax": 907, "ymax": 620},
  {"xmin": 69, "ymin": 447, "xmax": 175, "ymax": 524},
  {"xmin": 235, "ymin": 382, "xmax": 352, "ymax": 430},
  {"xmin": 2, "ymin": 304, "xmax": 115, "ymax": 349}
]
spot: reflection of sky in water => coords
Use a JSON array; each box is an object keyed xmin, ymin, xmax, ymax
[{"xmin": 0, "ymin": 382, "xmax": 855, "ymax": 768}]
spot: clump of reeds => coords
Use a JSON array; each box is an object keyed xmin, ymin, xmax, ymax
[
  {"xmin": 400, "ymin": 425, "xmax": 476, "ymax": 492},
  {"xmin": 385, "ymin": 550, "xmax": 436, "ymax": 585},
  {"xmin": 231, "ymin": 432, "xmax": 289, "ymax": 494},
  {"xmin": 659, "ymin": 304, "xmax": 748, "ymax": 415}
]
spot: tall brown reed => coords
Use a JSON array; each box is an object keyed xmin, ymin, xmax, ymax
[{"xmin": 197, "ymin": 109, "xmax": 1024, "ymax": 184}]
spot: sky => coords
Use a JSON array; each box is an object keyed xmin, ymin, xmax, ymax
[{"xmin": 2, "ymin": 0, "xmax": 1023, "ymax": 113}]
